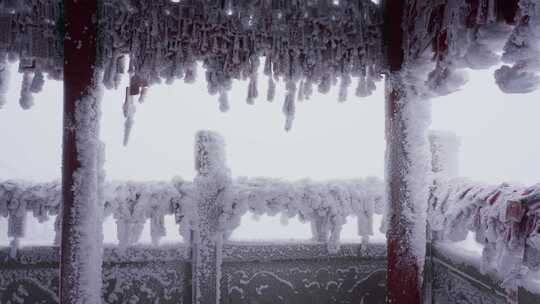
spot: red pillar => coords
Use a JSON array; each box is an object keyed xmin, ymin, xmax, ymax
[
  {"xmin": 385, "ymin": 1, "xmax": 424, "ymax": 303},
  {"xmin": 61, "ymin": 1, "xmax": 102, "ymax": 303}
]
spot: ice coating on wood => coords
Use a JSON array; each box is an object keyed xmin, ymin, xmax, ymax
[
  {"xmin": 122, "ymin": 88, "xmax": 136, "ymax": 146},
  {"xmin": 387, "ymin": 48, "xmax": 436, "ymax": 285},
  {"xmin": 65, "ymin": 71, "xmax": 104, "ymax": 304},
  {"xmin": 0, "ymin": 0, "xmax": 384, "ymax": 124},
  {"xmin": 0, "ymin": 179, "xmax": 196, "ymax": 249},
  {"xmin": 106, "ymin": 181, "xmax": 187, "ymax": 248},
  {"xmin": 430, "ymin": 178, "xmax": 540, "ymax": 288},
  {"xmin": 102, "ymin": 0, "xmax": 384, "ymax": 125},
  {"xmin": 1, "ymin": 1, "xmax": 539, "ymax": 131},
  {"xmin": 193, "ymin": 130, "xmax": 231, "ymax": 304},
  {"xmin": 0, "ymin": 0, "xmax": 63, "ymax": 108},
  {"xmin": 495, "ymin": 0, "xmax": 540, "ymax": 93},
  {"xmin": 429, "ymin": 130, "xmax": 461, "ymax": 179},
  {"xmin": 219, "ymin": 176, "xmax": 385, "ymax": 253},
  {"xmin": 0, "ymin": 52, "xmax": 9, "ymax": 108}
]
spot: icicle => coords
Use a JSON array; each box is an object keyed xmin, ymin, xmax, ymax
[
  {"xmin": 246, "ymin": 75, "xmax": 258, "ymax": 105},
  {"xmin": 113, "ymin": 56, "xmax": 127, "ymax": 89},
  {"xmin": 318, "ymin": 74, "xmax": 331, "ymax": 94},
  {"xmin": 267, "ymin": 76, "xmax": 276, "ymax": 102},
  {"xmin": 122, "ymin": 87, "xmax": 136, "ymax": 146},
  {"xmin": 303, "ymin": 80, "xmax": 313, "ymax": 100},
  {"xmin": 263, "ymin": 55, "xmax": 272, "ymax": 76},
  {"xmin": 103, "ymin": 57, "xmax": 117, "ymax": 90},
  {"xmin": 338, "ymin": 74, "xmax": 351, "ymax": 102},
  {"xmin": 283, "ymin": 81, "xmax": 297, "ymax": 131},
  {"xmin": 0, "ymin": 55, "xmax": 9, "ymax": 108},
  {"xmin": 184, "ymin": 65, "xmax": 197, "ymax": 84},
  {"xmin": 30, "ymin": 71, "xmax": 45, "ymax": 93},
  {"xmin": 218, "ymin": 90, "xmax": 229, "ymax": 112},
  {"xmin": 355, "ymin": 76, "xmax": 369, "ymax": 97},
  {"xmin": 297, "ymin": 80, "xmax": 305, "ymax": 102},
  {"xmin": 367, "ymin": 76, "xmax": 376, "ymax": 93},
  {"xmin": 19, "ymin": 72, "xmax": 34, "ymax": 110}
]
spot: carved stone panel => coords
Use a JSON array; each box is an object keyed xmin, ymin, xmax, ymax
[
  {"xmin": 0, "ymin": 247, "xmax": 191, "ymax": 304},
  {"xmin": 220, "ymin": 258, "xmax": 387, "ymax": 304},
  {"xmin": 432, "ymin": 262, "xmax": 505, "ymax": 304}
]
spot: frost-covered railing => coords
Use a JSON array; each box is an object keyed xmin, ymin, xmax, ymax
[
  {"xmin": 430, "ymin": 178, "xmax": 540, "ymax": 288},
  {"xmin": 428, "ymin": 131, "xmax": 540, "ymax": 296},
  {"xmin": 0, "ymin": 130, "xmax": 385, "ymax": 303},
  {"xmin": 0, "ymin": 179, "xmax": 193, "ymax": 252},
  {"xmin": 0, "ymin": 131, "xmax": 384, "ymax": 256}
]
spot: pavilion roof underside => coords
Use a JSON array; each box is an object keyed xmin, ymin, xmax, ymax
[{"xmin": 0, "ymin": 0, "xmax": 538, "ymax": 120}]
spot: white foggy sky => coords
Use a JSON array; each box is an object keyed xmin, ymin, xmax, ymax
[
  {"xmin": 0, "ymin": 64, "xmax": 539, "ymax": 244},
  {"xmin": 1, "ymin": 66, "xmax": 539, "ymax": 184}
]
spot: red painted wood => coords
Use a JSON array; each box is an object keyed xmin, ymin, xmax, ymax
[
  {"xmin": 497, "ymin": 0, "xmax": 520, "ymax": 25},
  {"xmin": 60, "ymin": 1, "xmax": 98, "ymax": 303},
  {"xmin": 385, "ymin": 85, "xmax": 423, "ymax": 304},
  {"xmin": 385, "ymin": 1, "xmax": 423, "ymax": 303},
  {"xmin": 386, "ymin": 0, "xmax": 405, "ymax": 72}
]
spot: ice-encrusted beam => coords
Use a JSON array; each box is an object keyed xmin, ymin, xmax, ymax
[{"xmin": 60, "ymin": 1, "xmax": 104, "ymax": 303}]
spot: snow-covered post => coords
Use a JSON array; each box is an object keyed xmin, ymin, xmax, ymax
[
  {"xmin": 425, "ymin": 131, "xmax": 460, "ymax": 303},
  {"xmin": 429, "ymin": 131, "xmax": 460, "ymax": 179},
  {"xmin": 193, "ymin": 131, "xmax": 231, "ymax": 304},
  {"xmin": 385, "ymin": 1, "xmax": 431, "ymax": 303},
  {"xmin": 385, "ymin": 74, "xmax": 431, "ymax": 304},
  {"xmin": 60, "ymin": 1, "xmax": 104, "ymax": 303}
]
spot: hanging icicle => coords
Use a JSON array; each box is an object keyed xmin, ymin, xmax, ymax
[
  {"xmin": 267, "ymin": 77, "xmax": 276, "ymax": 102},
  {"xmin": 30, "ymin": 71, "xmax": 45, "ymax": 94},
  {"xmin": 246, "ymin": 75, "xmax": 258, "ymax": 105},
  {"xmin": 0, "ymin": 54, "xmax": 9, "ymax": 108},
  {"xmin": 494, "ymin": 0, "xmax": 540, "ymax": 94},
  {"xmin": 297, "ymin": 80, "xmax": 305, "ymax": 102},
  {"xmin": 338, "ymin": 74, "xmax": 351, "ymax": 102},
  {"xmin": 283, "ymin": 81, "xmax": 297, "ymax": 131},
  {"xmin": 122, "ymin": 87, "xmax": 136, "ymax": 146},
  {"xmin": 19, "ymin": 72, "xmax": 34, "ymax": 110},
  {"xmin": 355, "ymin": 75, "xmax": 370, "ymax": 97},
  {"xmin": 218, "ymin": 90, "xmax": 229, "ymax": 112}
]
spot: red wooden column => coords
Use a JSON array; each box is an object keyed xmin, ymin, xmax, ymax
[
  {"xmin": 61, "ymin": 0, "xmax": 102, "ymax": 303},
  {"xmin": 385, "ymin": 0, "xmax": 425, "ymax": 303}
]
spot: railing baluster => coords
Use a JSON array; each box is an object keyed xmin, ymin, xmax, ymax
[{"xmin": 193, "ymin": 131, "xmax": 231, "ymax": 304}]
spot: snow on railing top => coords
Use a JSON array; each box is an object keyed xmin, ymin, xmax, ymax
[
  {"xmin": 0, "ymin": 175, "xmax": 385, "ymax": 255},
  {"xmin": 221, "ymin": 176, "xmax": 385, "ymax": 253},
  {"xmin": 429, "ymin": 177, "xmax": 540, "ymax": 288},
  {"xmin": 0, "ymin": 179, "xmax": 195, "ymax": 254}
]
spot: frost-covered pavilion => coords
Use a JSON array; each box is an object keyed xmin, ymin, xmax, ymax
[{"xmin": 1, "ymin": 0, "xmax": 540, "ymax": 303}]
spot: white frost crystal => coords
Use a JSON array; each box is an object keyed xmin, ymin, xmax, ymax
[
  {"xmin": 122, "ymin": 88, "xmax": 136, "ymax": 146},
  {"xmin": 495, "ymin": 0, "xmax": 540, "ymax": 93}
]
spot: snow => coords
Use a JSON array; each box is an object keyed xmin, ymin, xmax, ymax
[
  {"xmin": 66, "ymin": 70, "xmax": 105, "ymax": 303},
  {"xmin": 430, "ymin": 178, "xmax": 540, "ymax": 288},
  {"xmin": 494, "ymin": 0, "xmax": 540, "ymax": 94},
  {"xmin": 219, "ymin": 176, "xmax": 384, "ymax": 254},
  {"xmin": 18, "ymin": 72, "xmax": 34, "ymax": 110},
  {"xmin": 429, "ymin": 130, "xmax": 461, "ymax": 179},
  {"xmin": 385, "ymin": 51, "xmax": 435, "ymax": 282},
  {"xmin": 122, "ymin": 88, "xmax": 136, "ymax": 146},
  {"xmin": 0, "ymin": 52, "xmax": 9, "ymax": 108}
]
